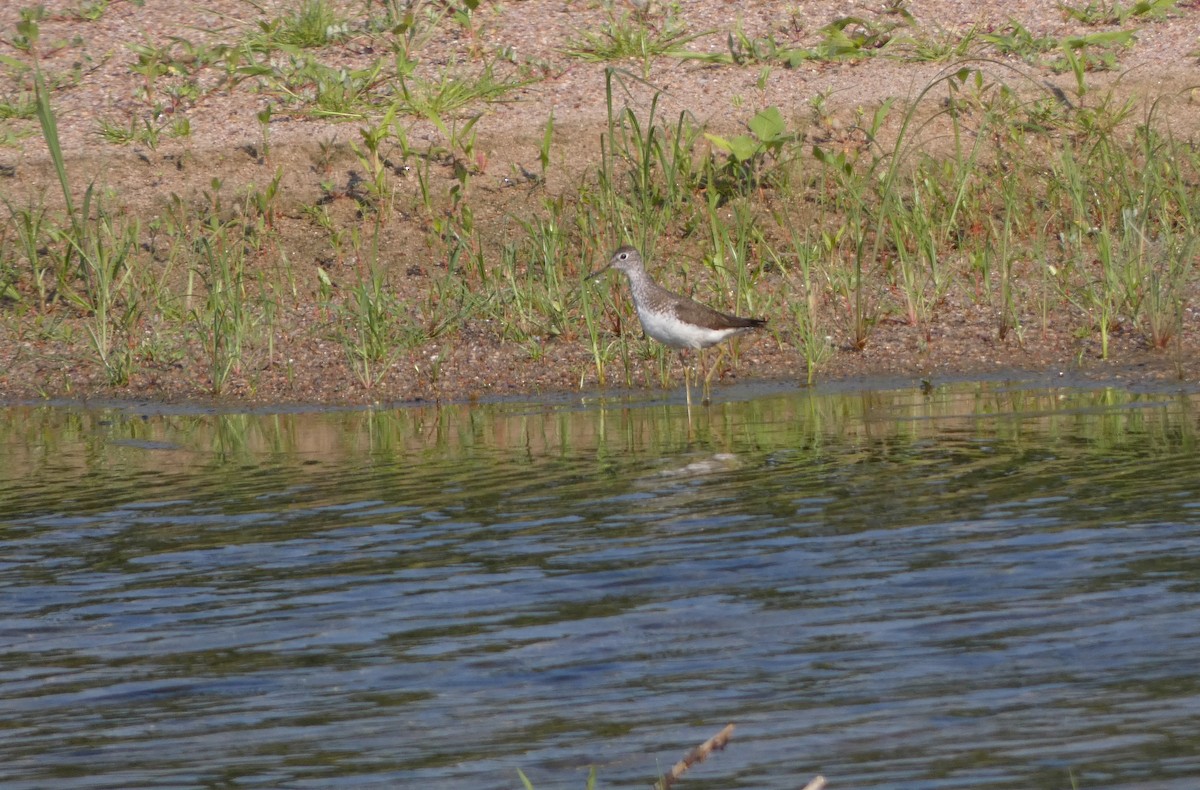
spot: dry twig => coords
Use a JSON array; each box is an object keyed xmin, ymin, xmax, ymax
[{"xmin": 653, "ymin": 723, "xmax": 735, "ymax": 790}]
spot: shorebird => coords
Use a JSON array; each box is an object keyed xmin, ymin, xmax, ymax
[{"xmin": 588, "ymin": 245, "xmax": 766, "ymax": 404}]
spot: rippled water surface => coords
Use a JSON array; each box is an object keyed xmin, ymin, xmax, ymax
[{"xmin": 3, "ymin": 381, "xmax": 1200, "ymax": 789}]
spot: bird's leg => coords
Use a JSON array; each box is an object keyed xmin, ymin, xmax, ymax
[
  {"xmin": 703, "ymin": 346, "xmax": 732, "ymax": 405},
  {"xmin": 681, "ymin": 350, "xmax": 693, "ymax": 408},
  {"xmin": 699, "ymin": 348, "xmax": 711, "ymax": 405},
  {"xmin": 702, "ymin": 345, "xmax": 728, "ymax": 404}
]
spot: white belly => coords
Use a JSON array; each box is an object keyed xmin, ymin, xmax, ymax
[{"xmin": 637, "ymin": 307, "xmax": 743, "ymax": 349}]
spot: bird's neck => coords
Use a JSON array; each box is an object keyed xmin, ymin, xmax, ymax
[{"xmin": 621, "ymin": 268, "xmax": 655, "ymax": 306}]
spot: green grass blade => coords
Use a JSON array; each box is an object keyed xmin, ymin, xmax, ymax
[{"xmin": 33, "ymin": 66, "xmax": 76, "ymax": 225}]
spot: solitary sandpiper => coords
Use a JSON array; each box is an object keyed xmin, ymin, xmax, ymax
[{"xmin": 588, "ymin": 245, "xmax": 766, "ymax": 403}]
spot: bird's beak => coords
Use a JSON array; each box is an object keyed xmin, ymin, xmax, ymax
[{"xmin": 583, "ymin": 263, "xmax": 610, "ymax": 282}]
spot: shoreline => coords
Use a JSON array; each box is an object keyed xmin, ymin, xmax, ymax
[{"xmin": 5, "ymin": 356, "xmax": 1197, "ymax": 414}]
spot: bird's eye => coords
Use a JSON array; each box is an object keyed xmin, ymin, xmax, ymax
[{"xmin": 619, "ymin": 253, "xmax": 628, "ymax": 260}]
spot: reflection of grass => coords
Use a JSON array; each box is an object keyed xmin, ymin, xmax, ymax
[{"xmin": 0, "ymin": 381, "xmax": 1195, "ymax": 480}]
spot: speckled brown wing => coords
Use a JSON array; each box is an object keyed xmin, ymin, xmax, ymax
[{"xmin": 671, "ymin": 295, "xmax": 766, "ymax": 331}]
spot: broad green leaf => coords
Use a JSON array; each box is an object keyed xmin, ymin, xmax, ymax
[
  {"xmin": 748, "ymin": 106, "xmax": 785, "ymax": 142},
  {"xmin": 703, "ymin": 132, "xmax": 733, "ymax": 153},
  {"xmin": 728, "ymin": 134, "xmax": 759, "ymax": 162}
]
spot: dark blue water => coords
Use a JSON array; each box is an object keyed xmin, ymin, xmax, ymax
[{"xmin": 2, "ymin": 381, "xmax": 1199, "ymax": 788}]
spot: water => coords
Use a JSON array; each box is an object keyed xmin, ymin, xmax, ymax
[{"xmin": 2, "ymin": 380, "xmax": 1199, "ymax": 789}]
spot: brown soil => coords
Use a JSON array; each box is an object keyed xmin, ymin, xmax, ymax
[{"xmin": 3, "ymin": 0, "xmax": 1200, "ymax": 406}]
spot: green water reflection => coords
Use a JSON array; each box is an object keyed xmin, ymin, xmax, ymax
[{"xmin": 2, "ymin": 383, "xmax": 1194, "ymax": 499}]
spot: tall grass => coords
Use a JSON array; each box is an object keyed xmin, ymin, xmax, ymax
[
  {"xmin": 191, "ymin": 231, "xmax": 256, "ymax": 394},
  {"xmin": 30, "ymin": 65, "xmax": 143, "ymax": 384},
  {"xmin": 5, "ymin": 5, "xmax": 1200, "ymax": 400}
]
